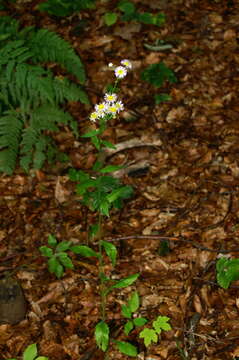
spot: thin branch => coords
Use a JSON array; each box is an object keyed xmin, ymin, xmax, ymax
[{"xmin": 104, "ymin": 234, "xmax": 239, "ymax": 253}]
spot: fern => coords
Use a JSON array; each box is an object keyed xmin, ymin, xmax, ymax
[
  {"xmin": 0, "ymin": 111, "xmax": 23, "ymax": 174},
  {"xmin": 0, "ymin": 16, "xmax": 89, "ymax": 174},
  {"xmin": 28, "ymin": 29, "xmax": 85, "ymax": 84}
]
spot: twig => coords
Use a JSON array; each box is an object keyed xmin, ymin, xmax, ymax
[{"xmin": 104, "ymin": 234, "xmax": 239, "ymax": 253}]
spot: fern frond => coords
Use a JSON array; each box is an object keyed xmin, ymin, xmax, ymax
[
  {"xmin": 33, "ymin": 136, "xmax": 47, "ymax": 169},
  {"xmin": 31, "ymin": 105, "xmax": 73, "ymax": 130},
  {"xmin": 0, "ymin": 17, "xmax": 88, "ymax": 174},
  {"xmin": 0, "ymin": 40, "xmax": 27, "ymax": 65},
  {"xmin": 0, "ymin": 111, "xmax": 23, "ymax": 174},
  {"xmin": 28, "ymin": 29, "xmax": 86, "ymax": 84},
  {"xmin": 0, "ymin": 16, "xmax": 19, "ymax": 41},
  {"xmin": 53, "ymin": 77, "xmax": 89, "ymax": 104}
]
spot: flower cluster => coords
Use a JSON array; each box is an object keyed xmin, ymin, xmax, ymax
[{"xmin": 89, "ymin": 59, "xmax": 132, "ymax": 122}]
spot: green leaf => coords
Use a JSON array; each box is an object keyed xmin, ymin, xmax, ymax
[
  {"xmin": 55, "ymin": 263, "xmax": 64, "ymax": 278},
  {"xmin": 56, "ymin": 241, "xmax": 72, "ymax": 252},
  {"xmin": 124, "ymin": 320, "xmax": 134, "ymax": 335},
  {"xmin": 118, "ymin": 0, "xmax": 136, "ymax": 14},
  {"xmin": 128, "ymin": 291, "xmax": 140, "ymax": 312},
  {"xmin": 153, "ymin": 316, "xmax": 172, "ymax": 333},
  {"xmin": 99, "ymin": 271, "xmax": 110, "ymax": 283},
  {"xmin": 70, "ymin": 245, "xmax": 99, "ymax": 258},
  {"xmin": 136, "ymin": 12, "xmax": 165, "ymax": 26},
  {"xmin": 139, "ymin": 328, "xmax": 158, "ymax": 347},
  {"xmin": 104, "ymin": 12, "xmax": 118, "ymax": 26},
  {"xmin": 100, "ymin": 240, "xmax": 117, "ymax": 266},
  {"xmin": 95, "ymin": 321, "xmax": 109, "ymax": 352},
  {"xmin": 36, "ymin": 357, "xmax": 48, "ymax": 360},
  {"xmin": 57, "ymin": 253, "xmax": 74, "ymax": 269},
  {"xmin": 76, "ymin": 179, "xmax": 96, "ymax": 195},
  {"xmin": 99, "ymin": 200, "xmax": 110, "ymax": 217},
  {"xmin": 154, "ymin": 12, "xmax": 166, "ymax": 26},
  {"xmin": 101, "ymin": 140, "xmax": 116, "ymax": 149},
  {"xmin": 68, "ymin": 169, "xmax": 90, "ymax": 182},
  {"xmin": 23, "ymin": 343, "xmax": 37, "ymax": 360},
  {"xmin": 99, "ymin": 164, "xmax": 123, "ymax": 173},
  {"xmin": 92, "ymin": 160, "xmax": 103, "ymax": 171},
  {"xmin": 81, "ymin": 129, "xmax": 100, "ymax": 138},
  {"xmin": 216, "ymin": 258, "xmax": 239, "ymax": 289},
  {"xmin": 137, "ymin": 12, "xmax": 155, "ymax": 25},
  {"xmin": 154, "ymin": 93, "xmax": 172, "ymax": 105},
  {"xmin": 133, "ymin": 317, "xmax": 148, "ymax": 327},
  {"xmin": 39, "ymin": 246, "xmax": 53, "ymax": 258},
  {"xmin": 121, "ymin": 304, "xmax": 132, "ymax": 319},
  {"xmin": 216, "ymin": 257, "xmax": 228, "ymax": 272},
  {"xmin": 48, "ymin": 234, "xmax": 57, "ymax": 247},
  {"xmin": 158, "ymin": 239, "xmax": 170, "ymax": 256},
  {"xmin": 106, "ymin": 185, "xmax": 133, "ymax": 203},
  {"xmin": 91, "ymin": 135, "xmax": 101, "ymax": 150},
  {"xmin": 48, "ymin": 257, "xmax": 64, "ymax": 278},
  {"xmin": 110, "ymin": 273, "xmax": 139, "ymax": 290},
  {"xmin": 89, "ymin": 223, "xmax": 100, "ymax": 239},
  {"xmin": 114, "ymin": 340, "xmax": 137, "ymax": 357}
]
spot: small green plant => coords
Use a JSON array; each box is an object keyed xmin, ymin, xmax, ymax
[
  {"xmin": 141, "ymin": 62, "xmax": 177, "ymax": 88},
  {"xmin": 0, "ymin": 16, "xmax": 88, "ymax": 174},
  {"xmin": 120, "ymin": 291, "xmax": 172, "ymax": 352},
  {"xmin": 216, "ymin": 257, "xmax": 239, "ymax": 289},
  {"xmin": 38, "ymin": 0, "xmax": 96, "ymax": 17},
  {"xmin": 40, "ymin": 234, "xmax": 100, "ymax": 278},
  {"xmin": 122, "ymin": 291, "xmax": 148, "ymax": 336},
  {"xmin": 141, "ymin": 62, "xmax": 177, "ymax": 105},
  {"xmin": 104, "ymin": 0, "xmax": 165, "ymax": 27},
  {"xmin": 8, "ymin": 343, "xmax": 48, "ymax": 360},
  {"xmin": 139, "ymin": 316, "xmax": 172, "ymax": 347}
]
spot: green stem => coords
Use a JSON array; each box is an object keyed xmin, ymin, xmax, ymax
[{"xmin": 98, "ymin": 213, "xmax": 106, "ymax": 321}]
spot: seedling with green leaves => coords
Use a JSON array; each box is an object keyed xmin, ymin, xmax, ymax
[
  {"xmin": 141, "ymin": 62, "xmax": 177, "ymax": 104},
  {"xmin": 216, "ymin": 257, "xmax": 239, "ymax": 289},
  {"xmin": 104, "ymin": 0, "xmax": 165, "ymax": 27},
  {"xmin": 40, "ymin": 234, "xmax": 100, "ymax": 278},
  {"xmin": 38, "ymin": 0, "xmax": 96, "ymax": 17},
  {"xmin": 8, "ymin": 343, "xmax": 48, "ymax": 360},
  {"xmin": 139, "ymin": 316, "xmax": 172, "ymax": 347},
  {"xmin": 40, "ymin": 235, "xmax": 139, "ymax": 357},
  {"xmin": 122, "ymin": 291, "xmax": 148, "ymax": 336},
  {"xmin": 141, "ymin": 62, "xmax": 177, "ymax": 88}
]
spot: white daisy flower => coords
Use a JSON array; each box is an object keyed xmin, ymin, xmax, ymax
[
  {"xmin": 108, "ymin": 62, "xmax": 114, "ymax": 67},
  {"xmin": 115, "ymin": 100, "xmax": 124, "ymax": 112},
  {"xmin": 95, "ymin": 102, "xmax": 109, "ymax": 113},
  {"xmin": 89, "ymin": 111, "xmax": 99, "ymax": 122},
  {"xmin": 104, "ymin": 93, "xmax": 117, "ymax": 103},
  {"xmin": 120, "ymin": 59, "xmax": 132, "ymax": 69},
  {"xmin": 114, "ymin": 66, "xmax": 127, "ymax": 79},
  {"xmin": 107, "ymin": 104, "xmax": 118, "ymax": 116}
]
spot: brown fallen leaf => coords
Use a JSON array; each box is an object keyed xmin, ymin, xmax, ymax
[{"xmin": 54, "ymin": 176, "xmax": 70, "ymax": 203}]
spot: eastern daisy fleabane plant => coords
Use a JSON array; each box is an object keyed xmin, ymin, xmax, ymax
[{"xmin": 89, "ymin": 59, "xmax": 132, "ymax": 123}]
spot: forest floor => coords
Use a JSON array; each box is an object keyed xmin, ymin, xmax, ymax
[{"xmin": 1, "ymin": 0, "xmax": 239, "ymax": 359}]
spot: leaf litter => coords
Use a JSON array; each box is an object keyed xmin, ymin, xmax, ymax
[{"xmin": 1, "ymin": 0, "xmax": 239, "ymax": 359}]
